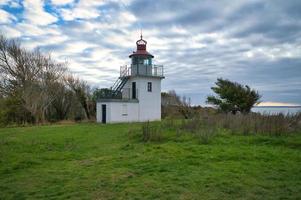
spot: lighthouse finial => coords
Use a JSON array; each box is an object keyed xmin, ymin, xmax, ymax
[{"xmin": 140, "ymin": 29, "xmax": 143, "ymax": 39}]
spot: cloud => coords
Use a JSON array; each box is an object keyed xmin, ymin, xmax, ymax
[
  {"xmin": 0, "ymin": 25, "xmax": 21, "ymax": 37},
  {"xmin": 0, "ymin": 0, "xmax": 301, "ymax": 105},
  {"xmin": 59, "ymin": 0, "xmax": 106, "ymax": 21},
  {"xmin": 0, "ymin": 9, "xmax": 16, "ymax": 24},
  {"xmin": 23, "ymin": 0, "xmax": 58, "ymax": 26},
  {"xmin": 0, "ymin": 0, "xmax": 9, "ymax": 5},
  {"xmin": 51, "ymin": 0, "xmax": 74, "ymax": 6}
]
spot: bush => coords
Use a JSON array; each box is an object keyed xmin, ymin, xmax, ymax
[
  {"xmin": 141, "ymin": 121, "xmax": 163, "ymax": 142},
  {"xmin": 74, "ymin": 116, "xmax": 83, "ymax": 122}
]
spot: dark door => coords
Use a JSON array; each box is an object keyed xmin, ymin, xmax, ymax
[
  {"xmin": 101, "ymin": 104, "xmax": 106, "ymax": 123},
  {"xmin": 132, "ymin": 82, "xmax": 136, "ymax": 99}
]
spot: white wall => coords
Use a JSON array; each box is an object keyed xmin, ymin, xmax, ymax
[
  {"xmin": 96, "ymin": 103, "xmax": 102, "ymax": 123},
  {"xmin": 96, "ymin": 101, "xmax": 139, "ymax": 123},
  {"xmin": 97, "ymin": 76, "xmax": 162, "ymax": 123},
  {"xmin": 126, "ymin": 76, "xmax": 161, "ymax": 121},
  {"xmin": 138, "ymin": 77, "xmax": 161, "ymax": 121}
]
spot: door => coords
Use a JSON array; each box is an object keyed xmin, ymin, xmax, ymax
[
  {"xmin": 132, "ymin": 82, "xmax": 136, "ymax": 99},
  {"xmin": 101, "ymin": 104, "xmax": 106, "ymax": 123}
]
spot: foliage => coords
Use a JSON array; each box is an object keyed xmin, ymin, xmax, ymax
[
  {"xmin": 65, "ymin": 75, "xmax": 95, "ymax": 120},
  {"xmin": 0, "ymin": 34, "xmax": 96, "ymax": 125},
  {"xmin": 0, "ymin": 96, "xmax": 34, "ymax": 125},
  {"xmin": 161, "ymin": 90, "xmax": 194, "ymax": 119},
  {"xmin": 207, "ymin": 78, "xmax": 261, "ymax": 114}
]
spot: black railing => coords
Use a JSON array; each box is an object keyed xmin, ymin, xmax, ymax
[{"xmin": 94, "ymin": 89, "xmax": 122, "ymax": 100}]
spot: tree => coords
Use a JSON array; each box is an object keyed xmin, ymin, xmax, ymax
[
  {"xmin": 206, "ymin": 78, "xmax": 261, "ymax": 114},
  {"xmin": 65, "ymin": 74, "xmax": 95, "ymax": 120},
  {"xmin": 49, "ymin": 82, "xmax": 74, "ymax": 121},
  {"xmin": 0, "ymin": 34, "xmax": 68, "ymax": 123},
  {"xmin": 0, "ymin": 33, "xmax": 97, "ymax": 125},
  {"xmin": 161, "ymin": 90, "xmax": 194, "ymax": 119}
]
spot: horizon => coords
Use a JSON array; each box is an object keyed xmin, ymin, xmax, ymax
[
  {"xmin": 201, "ymin": 104, "xmax": 301, "ymax": 108},
  {"xmin": 1, "ymin": 0, "xmax": 300, "ymax": 106},
  {"xmin": 255, "ymin": 101, "xmax": 301, "ymax": 107}
]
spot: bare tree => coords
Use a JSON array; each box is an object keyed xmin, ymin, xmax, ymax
[
  {"xmin": 0, "ymin": 35, "xmax": 67, "ymax": 123},
  {"xmin": 65, "ymin": 74, "xmax": 95, "ymax": 120},
  {"xmin": 51, "ymin": 83, "xmax": 74, "ymax": 120}
]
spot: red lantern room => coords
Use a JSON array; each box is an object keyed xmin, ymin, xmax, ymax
[
  {"xmin": 119, "ymin": 33, "xmax": 163, "ymax": 78},
  {"xmin": 129, "ymin": 34, "xmax": 154, "ymax": 67}
]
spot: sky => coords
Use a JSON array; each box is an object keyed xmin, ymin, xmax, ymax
[{"xmin": 0, "ymin": 0, "xmax": 301, "ymax": 106}]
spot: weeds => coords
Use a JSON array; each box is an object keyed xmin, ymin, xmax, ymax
[
  {"xmin": 137, "ymin": 112, "xmax": 301, "ymax": 144},
  {"xmin": 205, "ymin": 112, "xmax": 301, "ymax": 136},
  {"xmin": 179, "ymin": 118, "xmax": 216, "ymax": 144},
  {"xmin": 196, "ymin": 127, "xmax": 216, "ymax": 144},
  {"xmin": 142, "ymin": 121, "xmax": 163, "ymax": 142}
]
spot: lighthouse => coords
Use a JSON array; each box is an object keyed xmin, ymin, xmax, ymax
[{"xmin": 96, "ymin": 35, "xmax": 164, "ymax": 123}]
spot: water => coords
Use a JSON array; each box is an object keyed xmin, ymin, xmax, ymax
[{"xmin": 252, "ymin": 107, "xmax": 301, "ymax": 115}]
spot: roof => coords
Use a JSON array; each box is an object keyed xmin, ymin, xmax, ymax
[
  {"xmin": 129, "ymin": 35, "xmax": 154, "ymax": 58},
  {"xmin": 129, "ymin": 50, "xmax": 154, "ymax": 58}
]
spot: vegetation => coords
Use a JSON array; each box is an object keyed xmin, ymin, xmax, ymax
[
  {"xmin": 161, "ymin": 90, "xmax": 195, "ymax": 119},
  {"xmin": 0, "ymin": 35, "xmax": 95, "ymax": 126},
  {"xmin": 1, "ymin": 32, "xmax": 300, "ymax": 199},
  {"xmin": 1, "ymin": 122, "xmax": 301, "ymax": 199},
  {"xmin": 148, "ymin": 112, "xmax": 301, "ymax": 144},
  {"xmin": 207, "ymin": 78, "xmax": 261, "ymax": 114}
]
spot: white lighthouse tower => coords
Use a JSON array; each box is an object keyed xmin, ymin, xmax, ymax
[{"xmin": 96, "ymin": 35, "xmax": 164, "ymax": 123}]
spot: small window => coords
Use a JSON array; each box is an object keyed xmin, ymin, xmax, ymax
[
  {"xmin": 147, "ymin": 82, "xmax": 152, "ymax": 92},
  {"xmin": 122, "ymin": 104, "xmax": 127, "ymax": 116}
]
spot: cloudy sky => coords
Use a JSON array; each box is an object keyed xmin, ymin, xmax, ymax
[{"xmin": 1, "ymin": 0, "xmax": 301, "ymax": 106}]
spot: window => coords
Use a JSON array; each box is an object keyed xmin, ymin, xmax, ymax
[
  {"xmin": 143, "ymin": 59, "xmax": 149, "ymax": 65},
  {"xmin": 132, "ymin": 57, "xmax": 138, "ymax": 65},
  {"xmin": 122, "ymin": 104, "xmax": 128, "ymax": 116},
  {"xmin": 147, "ymin": 82, "xmax": 152, "ymax": 92},
  {"xmin": 132, "ymin": 82, "xmax": 136, "ymax": 99}
]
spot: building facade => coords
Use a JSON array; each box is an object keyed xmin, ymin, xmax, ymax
[{"xmin": 96, "ymin": 35, "xmax": 164, "ymax": 123}]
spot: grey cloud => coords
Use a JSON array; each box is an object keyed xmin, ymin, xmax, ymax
[{"xmin": 2, "ymin": 0, "xmax": 301, "ymax": 105}]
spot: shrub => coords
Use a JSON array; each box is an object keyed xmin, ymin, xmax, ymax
[{"xmin": 141, "ymin": 121, "xmax": 163, "ymax": 142}]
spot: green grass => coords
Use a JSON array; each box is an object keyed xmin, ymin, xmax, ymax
[{"xmin": 0, "ymin": 122, "xmax": 301, "ymax": 199}]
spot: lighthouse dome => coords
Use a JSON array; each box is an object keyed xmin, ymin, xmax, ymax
[{"xmin": 129, "ymin": 34, "xmax": 154, "ymax": 58}]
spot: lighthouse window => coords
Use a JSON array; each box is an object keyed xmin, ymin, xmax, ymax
[
  {"xmin": 143, "ymin": 59, "xmax": 149, "ymax": 65},
  {"xmin": 147, "ymin": 82, "xmax": 152, "ymax": 92},
  {"xmin": 132, "ymin": 57, "xmax": 138, "ymax": 65}
]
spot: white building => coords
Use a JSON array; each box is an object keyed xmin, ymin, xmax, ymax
[{"xmin": 96, "ymin": 35, "xmax": 164, "ymax": 123}]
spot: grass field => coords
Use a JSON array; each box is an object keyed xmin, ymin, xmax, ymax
[{"xmin": 0, "ymin": 122, "xmax": 301, "ymax": 199}]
